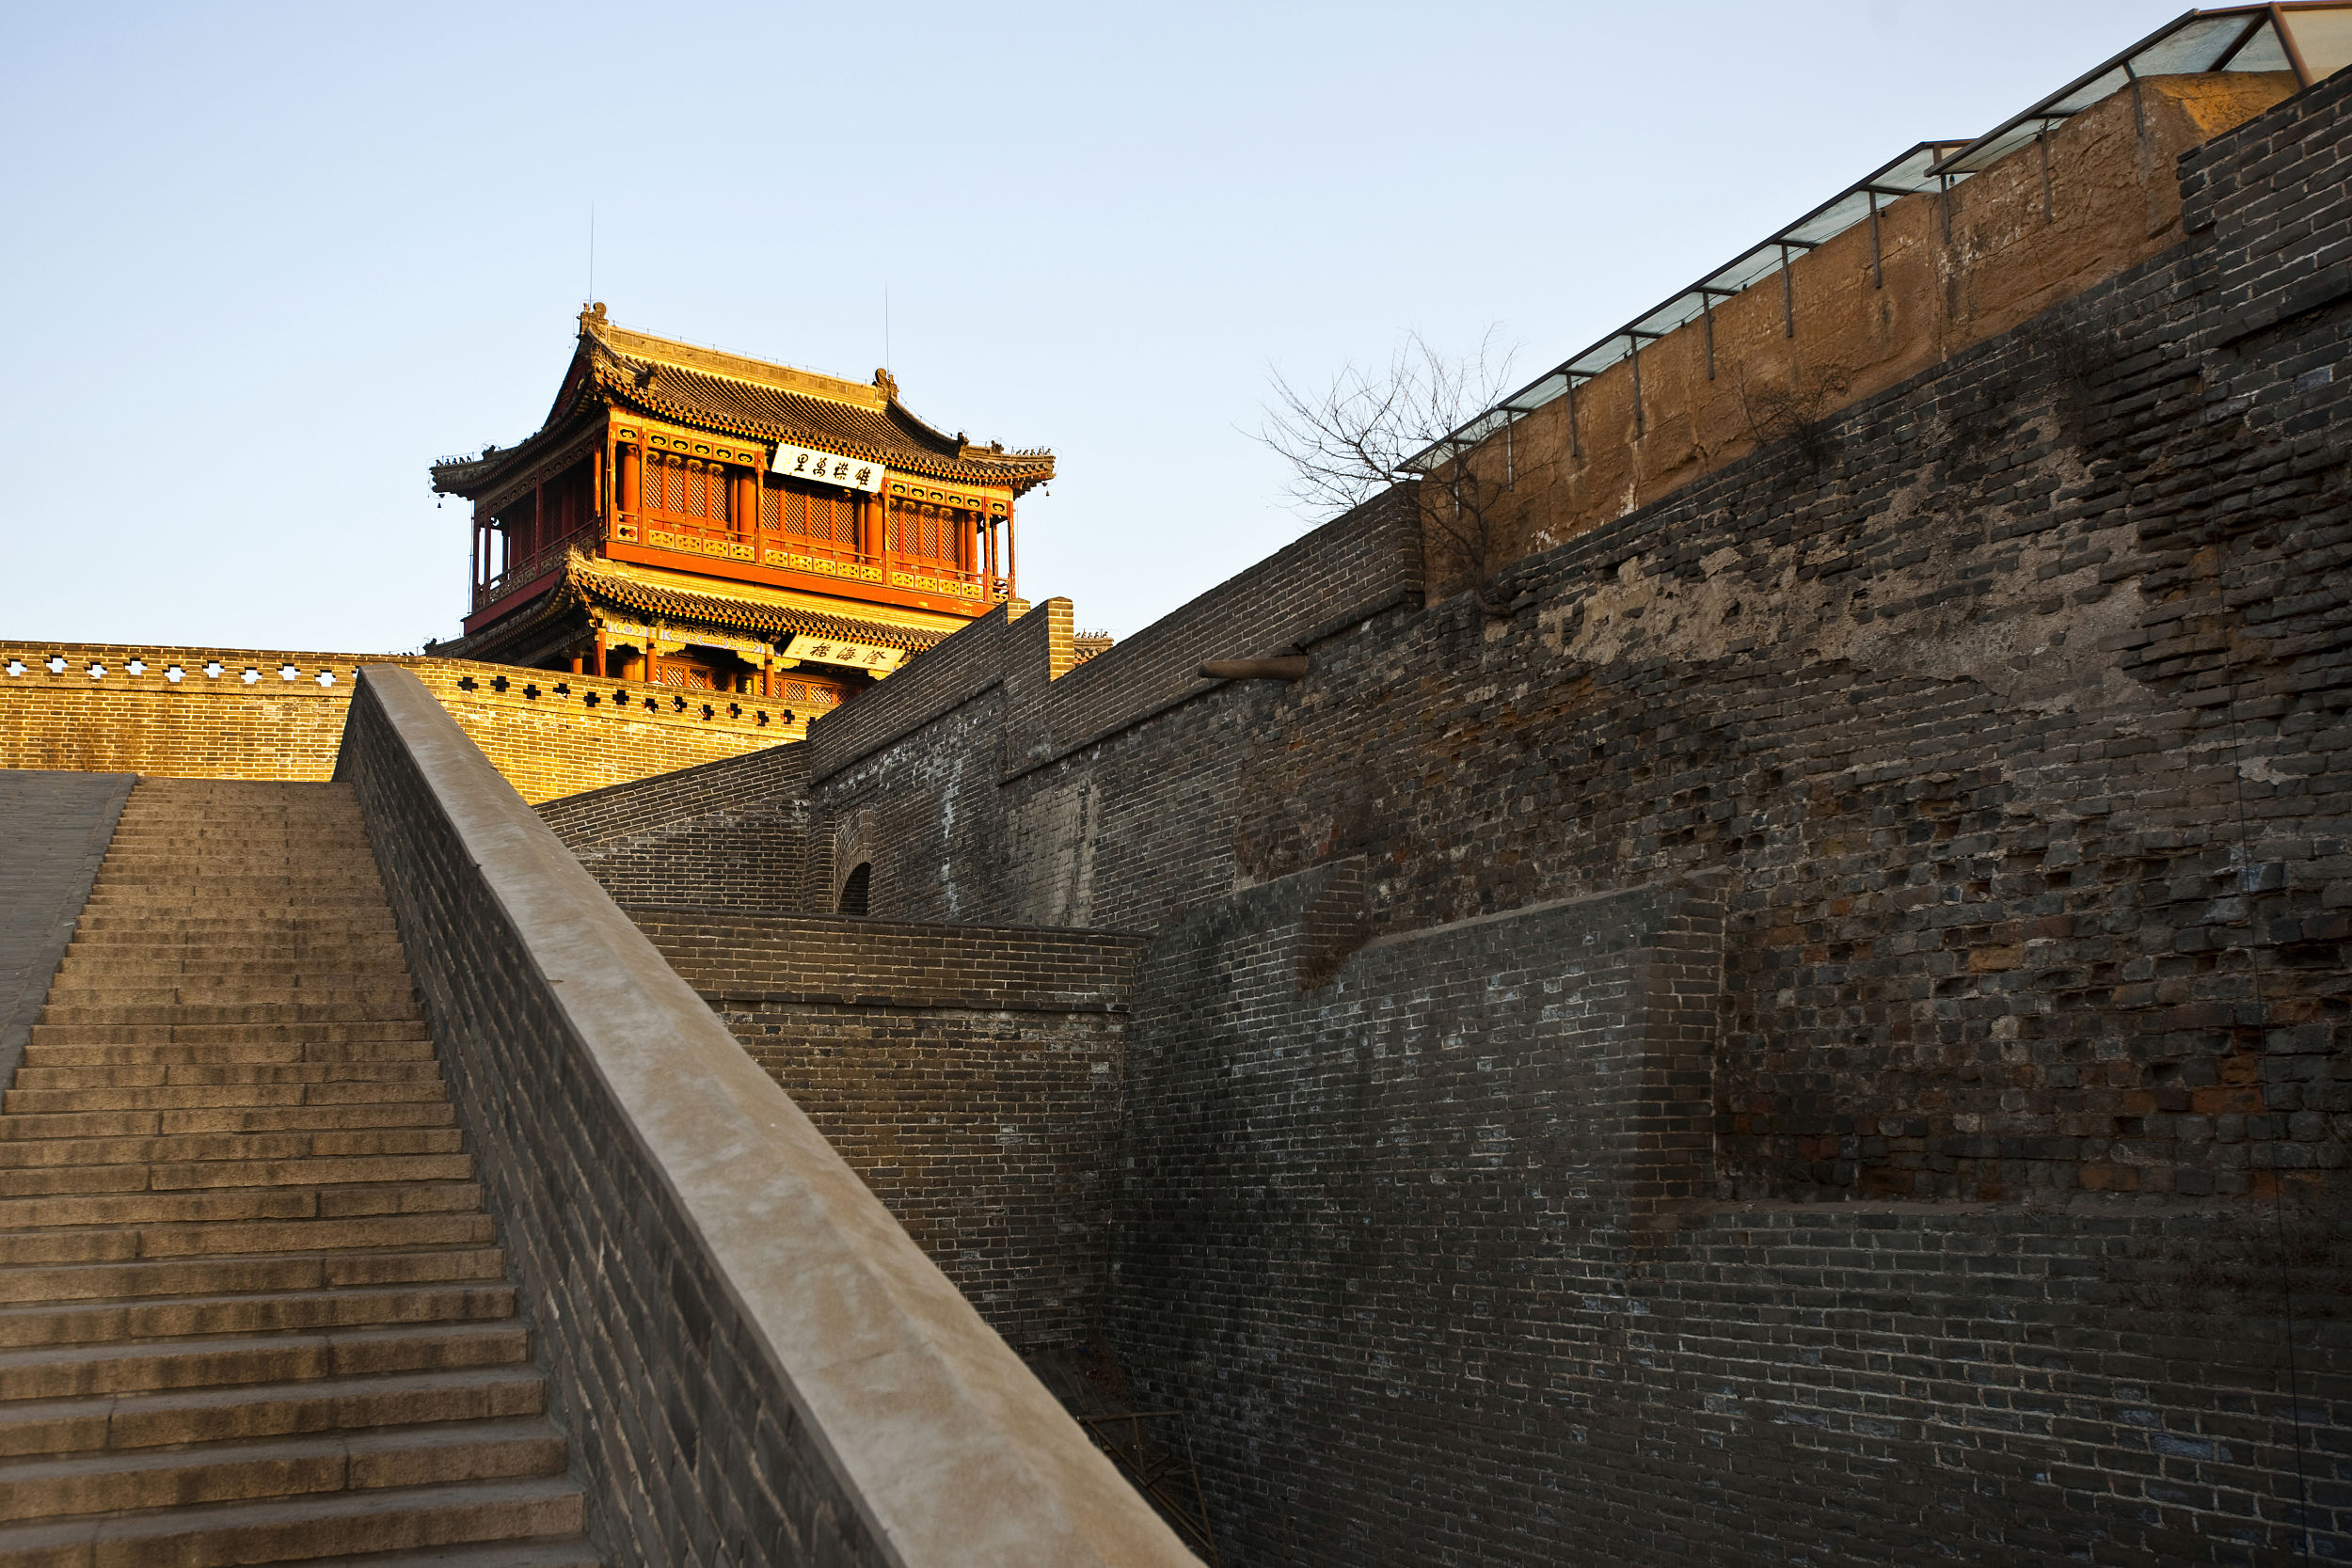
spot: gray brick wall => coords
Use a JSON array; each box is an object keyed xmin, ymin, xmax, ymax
[
  {"xmin": 535, "ymin": 741, "xmax": 810, "ymax": 911},
  {"xmin": 335, "ymin": 669, "xmax": 1199, "ymax": 1568},
  {"xmin": 626, "ymin": 906, "xmax": 1141, "ymax": 1350}
]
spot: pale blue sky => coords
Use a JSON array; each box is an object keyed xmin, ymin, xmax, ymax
[{"xmin": 2, "ymin": 1, "xmax": 2186, "ymax": 650}]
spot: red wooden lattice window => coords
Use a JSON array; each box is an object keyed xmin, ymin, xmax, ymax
[
  {"xmin": 643, "ymin": 452, "xmax": 728, "ymax": 526},
  {"xmin": 887, "ymin": 500, "xmax": 965, "ymax": 567},
  {"xmin": 763, "ymin": 478, "xmax": 861, "ymax": 549}
]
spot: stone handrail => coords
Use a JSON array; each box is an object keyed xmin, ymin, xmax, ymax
[{"xmin": 334, "ymin": 664, "xmax": 1199, "ymax": 1568}]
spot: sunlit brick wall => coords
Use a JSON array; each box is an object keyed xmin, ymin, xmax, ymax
[{"xmin": 0, "ymin": 643, "xmax": 794, "ymax": 803}]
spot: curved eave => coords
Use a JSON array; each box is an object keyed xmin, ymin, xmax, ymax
[
  {"xmin": 456, "ymin": 554, "xmax": 960, "ymax": 658},
  {"xmin": 431, "ymin": 403, "xmax": 609, "ymax": 501},
  {"xmin": 573, "ymin": 563, "xmax": 954, "ymax": 652}
]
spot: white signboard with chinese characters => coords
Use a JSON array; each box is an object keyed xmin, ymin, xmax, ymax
[
  {"xmin": 782, "ymin": 633, "xmax": 905, "ymax": 674},
  {"xmin": 772, "ymin": 442, "xmax": 883, "ymax": 493},
  {"xmin": 596, "ymin": 622, "xmax": 766, "ymax": 658}
]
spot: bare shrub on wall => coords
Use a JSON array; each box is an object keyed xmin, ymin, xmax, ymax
[{"xmin": 1258, "ymin": 329, "xmax": 1539, "ymax": 616}]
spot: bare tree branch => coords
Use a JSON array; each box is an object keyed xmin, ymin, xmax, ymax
[{"xmin": 1255, "ymin": 329, "xmax": 1534, "ymax": 615}]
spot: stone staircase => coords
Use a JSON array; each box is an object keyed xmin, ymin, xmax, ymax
[{"xmin": 0, "ymin": 779, "xmax": 597, "ymax": 1566}]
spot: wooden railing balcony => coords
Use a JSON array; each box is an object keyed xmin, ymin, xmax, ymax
[
  {"xmin": 610, "ymin": 514, "xmax": 1009, "ymax": 607},
  {"xmin": 473, "ymin": 525, "xmax": 596, "ymax": 614}
]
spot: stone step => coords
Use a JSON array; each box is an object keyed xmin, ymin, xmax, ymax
[
  {"xmin": 27, "ymin": 1024, "xmax": 433, "ymax": 1048},
  {"xmin": 44, "ymin": 982, "xmax": 414, "ymax": 1004},
  {"xmin": 0, "ymin": 1282, "xmax": 518, "ymax": 1352},
  {"xmin": 0, "ymin": 1130, "xmax": 465, "ymax": 1170},
  {"xmin": 5, "ymin": 1084, "xmax": 449, "ymax": 1116},
  {"xmin": 74, "ymin": 909, "xmax": 394, "ymax": 924},
  {"xmin": 0, "ymin": 1366, "xmax": 548, "ymax": 1458},
  {"xmin": 37, "ymin": 1004, "xmax": 424, "ymax": 1027},
  {"xmin": 0, "ymin": 778, "xmax": 591, "ymax": 1562},
  {"xmin": 0, "ymin": 1471, "xmax": 584, "ymax": 1566},
  {"xmin": 0, "ymin": 1321, "xmax": 534, "ymax": 1402},
  {"xmin": 96, "ymin": 843, "xmax": 372, "ymax": 852},
  {"xmin": 162, "ymin": 1106, "xmax": 460, "ymax": 1137},
  {"xmin": 0, "ymin": 1152, "xmax": 473, "ymax": 1199},
  {"xmin": 88, "ymin": 862, "xmax": 378, "ymax": 872},
  {"xmin": 13, "ymin": 1066, "xmax": 443, "ymax": 1092},
  {"xmin": 0, "ymin": 1417, "xmax": 565, "ymax": 1523},
  {"xmin": 0, "ymin": 1212, "xmax": 496, "ymax": 1266},
  {"xmin": 258, "ymin": 1538, "xmax": 600, "ymax": 1568},
  {"xmin": 44, "ymin": 974, "xmax": 416, "ymax": 995},
  {"xmin": 0, "ymin": 1180, "xmax": 485, "ymax": 1230},
  {"xmin": 80, "ymin": 883, "xmax": 389, "ymax": 895},
  {"xmin": 0, "ymin": 1106, "xmax": 459, "ymax": 1145},
  {"xmin": 57, "ymin": 934, "xmax": 401, "ymax": 949},
  {"xmin": 67, "ymin": 919, "xmax": 402, "ymax": 938},
  {"xmin": 13, "ymin": 1065, "xmax": 443, "ymax": 1092},
  {"xmin": 0, "ymin": 1247, "xmax": 507, "ymax": 1307},
  {"xmin": 89, "ymin": 846, "xmax": 378, "ymax": 857},
  {"xmin": 20, "ymin": 1042, "xmax": 439, "ymax": 1070},
  {"xmin": 80, "ymin": 878, "xmax": 380, "ymax": 890},
  {"xmin": 47, "ymin": 962, "xmax": 411, "ymax": 981},
  {"xmin": 61, "ymin": 945, "xmax": 405, "ymax": 965},
  {"xmin": 73, "ymin": 908, "xmax": 401, "ymax": 924},
  {"xmin": 85, "ymin": 880, "xmax": 383, "ymax": 891},
  {"xmin": 104, "ymin": 822, "xmax": 365, "ymax": 830}
]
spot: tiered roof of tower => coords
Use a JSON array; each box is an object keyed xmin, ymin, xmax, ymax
[
  {"xmin": 426, "ymin": 307, "xmax": 1054, "ymax": 730},
  {"xmin": 432, "ymin": 312, "xmax": 1055, "ymax": 501}
]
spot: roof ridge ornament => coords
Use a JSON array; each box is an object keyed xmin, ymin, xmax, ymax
[
  {"xmin": 578, "ymin": 301, "xmax": 609, "ymax": 334},
  {"xmin": 874, "ymin": 367, "xmax": 899, "ymax": 400}
]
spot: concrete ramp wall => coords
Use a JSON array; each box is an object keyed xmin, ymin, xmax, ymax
[
  {"xmin": 333, "ymin": 664, "xmax": 1198, "ymax": 1568},
  {"xmin": 0, "ymin": 769, "xmax": 134, "ymax": 1085}
]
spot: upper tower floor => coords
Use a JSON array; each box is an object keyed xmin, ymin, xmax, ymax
[{"xmin": 430, "ymin": 308, "xmax": 1056, "ymax": 641}]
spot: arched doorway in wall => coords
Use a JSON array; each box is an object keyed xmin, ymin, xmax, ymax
[{"xmin": 828, "ymin": 809, "xmax": 875, "ymax": 916}]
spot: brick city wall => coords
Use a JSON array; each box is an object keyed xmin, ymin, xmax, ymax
[
  {"xmin": 626, "ymin": 906, "xmax": 1141, "ymax": 1350},
  {"xmin": 0, "ymin": 642, "xmax": 792, "ymax": 803},
  {"xmin": 744, "ymin": 67, "xmax": 2352, "ymax": 1567},
  {"xmin": 536, "ymin": 743, "xmax": 810, "ymax": 910},
  {"xmin": 803, "ymin": 488, "xmax": 1422, "ymax": 928}
]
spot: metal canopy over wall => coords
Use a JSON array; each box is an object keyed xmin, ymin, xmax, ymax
[{"xmin": 1406, "ymin": 3, "xmax": 2352, "ymax": 475}]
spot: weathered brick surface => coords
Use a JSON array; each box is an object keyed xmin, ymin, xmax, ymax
[
  {"xmin": 627, "ymin": 906, "xmax": 1139, "ymax": 1350},
  {"xmin": 728, "ymin": 68, "xmax": 2352, "ymax": 1567},
  {"xmin": 0, "ymin": 642, "xmax": 788, "ymax": 802},
  {"xmin": 538, "ymin": 743, "xmax": 811, "ymax": 910}
]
